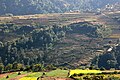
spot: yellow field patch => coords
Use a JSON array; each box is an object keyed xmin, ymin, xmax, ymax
[
  {"xmin": 69, "ymin": 69, "xmax": 102, "ymax": 77},
  {"xmin": 19, "ymin": 77, "xmax": 37, "ymax": 80}
]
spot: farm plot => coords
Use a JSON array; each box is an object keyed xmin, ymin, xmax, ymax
[
  {"xmin": 0, "ymin": 71, "xmax": 27, "ymax": 80},
  {"xmin": 69, "ymin": 70, "xmax": 102, "ymax": 77},
  {"xmin": 20, "ymin": 69, "xmax": 68, "ymax": 80}
]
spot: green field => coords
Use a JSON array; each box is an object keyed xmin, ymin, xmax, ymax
[
  {"xmin": 0, "ymin": 69, "xmax": 68, "ymax": 80},
  {"xmin": 1, "ymin": 69, "xmax": 120, "ymax": 80},
  {"xmin": 20, "ymin": 69, "xmax": 69, "ymax": 80},
  {"xmin": 0, "ymin": 71, "xmax": 27, "ymax": 80}
]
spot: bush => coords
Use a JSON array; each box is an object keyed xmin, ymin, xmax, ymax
[
  {"xmin": 113, "ymin": 71, "xmax": 118, "ymax": 74},
  {"xmin": 41, "ymin": 72, "xmax": 46, "ymax": 78},
  {"xmin": 109, "ymin": 77, "xmax": 120, "ymax": 80},
  {"xmin": 18, "ymin": 72, "xmax": 21, "ymax": 75},
  {"xmin": 92, "ymin": 76, "xmax": 104, "ymax": 80},
  {"xmin": 72, "ymin": 73, "xmax": 78, "ymax": 77},
  {"xmin": 83, "ymin": 76, "xmax": 89, "ymax": 80},
  {"xmin": 117, "ymin": 72, "xmax": 120, "ymax": 74},
  {"xmin": 42, "ymin": 72, "xmax": 46, "ymax": 76},
  {"xmin": 70, "ymin": 75, "xmax": 74, "ymax": 79},
  {"xmin": 6, "ymin": 75, "xmax": 9, "ymax": 79},
  {"xmin": 100, "ymin": 67, "xmax": 105, "ymax": 71},
  {"xmin": 78, "ymin": 73, "xmax": 84, "ymax": 76},
  {"xmin": 63, "ymin": 67, "xmax": 68, "ymax": 70}
]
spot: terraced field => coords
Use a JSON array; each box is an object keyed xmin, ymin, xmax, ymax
[{"xmin": 0, "ymin": 13, "xmax": 96, "ymax": 26}]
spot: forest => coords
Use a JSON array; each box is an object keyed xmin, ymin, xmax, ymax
[{"xmin": 0, "ymin": 0, "xmax": 120, "ymax": 15}]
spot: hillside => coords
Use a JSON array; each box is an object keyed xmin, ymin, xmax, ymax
[
  {"xmin": 92, "ymin": 12, "xmax": 120, "ymax": 69},
  {"xmin": 0, "ymin": 0, "xmax": 120, "ymax": 15},
  {"xmin": 0, "ymin": 12, "xmax": 113, "ymax": 68},
  {"xmin": 0, "ymin": 9, "xmax": 120, "ymax": 71}
]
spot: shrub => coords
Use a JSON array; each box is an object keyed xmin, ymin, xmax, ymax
[
  {"xmin": 113, "ymin": 71, "xmax": 118, "ymax": 74},
  {"xmin": 63, "ymin": 67, "xmax": 68, "ymax": 70},
  {"xmin": 117, "ymin": 72, "xmax": 120, "ymax": 74},
  {"xmin": 6, "ymin": 75, "xmax": 9, "ymax": 79},
  {"xmin": 18, "ymin": 72, "xmax": 21, "ymax": 75},
  {"xmin": 70, "ymin": 75, "xmax": 74, "ymax": 79},
  {"xmin": 78, "ymin": 73, "xmax": 84, "ymax": 76},
  {"xmin": 72, "ymin": 73, "xmax": 78, "ymax": 77},
  {"xmin": 41, "ymin": 72, "xmax": 46, "ymax": 78},
  {"xmin": 100, "ymin": 67, "xmax": 105, "ymax": 71},
  {"xmin": 42, "ymin": 72, "xmax": 46, "ymax": 76},
  {"xmin": 83, "ymin": 76, "xmax": 89, "ymax": 80}
]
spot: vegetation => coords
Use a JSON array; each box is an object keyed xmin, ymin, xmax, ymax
[
  {"xmin": 0, "ymin": 21, "xmax": 112, "ymax": 73},
  {"xmin": 0, "ymin": 5, "xmax": 120, "ymax": 79},
  {"xmin": 0, "ymin": 71, "xmax": 27, "ymax": 80},
  {"xmin": 92, "ymin": 45, "xmax": 120, "ymax": 70},
  {"xmin": 69, "ymin": 69, "xmax": 120, "ymax": 80},
  {"xmin": 20, "ymin": 69, "xmax": 68, "ymax": 80},
  {"xmin": 69, "ymin": 69, "xmax": 102, "ymax": 77},
  {"xmin": 1, "ymin": 69, "xmax": 119, "ymax": 80},
  {"xmin": 0, "ymin": 0, "xmax": 120, "ymax": 15}
]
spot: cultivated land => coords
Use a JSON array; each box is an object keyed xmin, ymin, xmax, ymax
[
  {"xmin": 0, "ymin": 13, "xmax": 96, "ymax": 26},
  {"xmin": 0, "ymin": 11, "xmax": 120, "ymax": 80},
  {"xmin": 1, "ymin": 69, "xmax": 120, "ymax": 80},
  {"xmin": 0, "ymin": 11, "xmax": 119, "ymax": 39}
]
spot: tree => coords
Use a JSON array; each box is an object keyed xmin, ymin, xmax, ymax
[
  {"xmin": 25, "ymin": 65, "xmax": 31, "ymax": 71},
  {"xmin": 32, "ymin": 64, "xmax": 42, "ymax": 72},
  {"xmin": 100, "ymin": 67, "xmax": 105, "ymax": 71},
  {"xmin": 45, "ymin": 64, "xmax": 56, "ymax": 71},
  {"xmin": 5, "ymin": 63, "xmax": 12, "ymax": 71},
  {"xmin": 17, "ymin": 63, "xmax": 24, "ymax": 70},
  {"xmin": 12, "ymin": 62, "xmax": 18, "ymax": 70},
  {"xmin": 89, "ymin": 66, "xmax": 94, "ymax": 70},
  {"xmin": 0, "ymin": 63, "xmax": 4, "ymax": 73},
  {"xmin": 107, "ymin": 60, "xmax": 117, "ymax": 69},
  {"xmin": 0, "ymin": 41, "xmax": 4, "ymax": 48}
]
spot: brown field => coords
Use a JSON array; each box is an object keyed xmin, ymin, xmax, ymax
[{"xmin": 0, "ymin": 12, "xmax": 96, "ymax": 26}]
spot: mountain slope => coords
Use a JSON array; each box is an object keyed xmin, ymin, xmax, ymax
[{"xmin": 0, "ymin": 0, "xmax": 120, "ymax": 15}]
